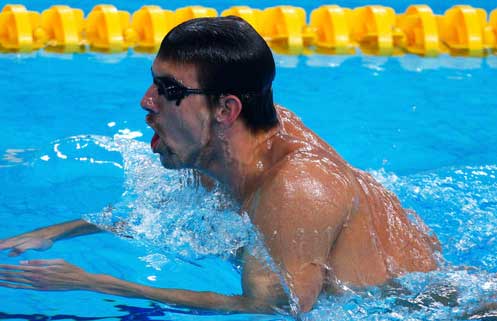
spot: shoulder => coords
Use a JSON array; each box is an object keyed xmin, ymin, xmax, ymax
[
  {"xmin": 247, "ymin": 156, "xmax": 357, "ymax": 271},
  {"xmin": 252, "ymin": 156, "xmax": 356, "ymax": 228},
  {"xmin": 267, "ymin": 149, "xmax": 355, "ymax": 195}
]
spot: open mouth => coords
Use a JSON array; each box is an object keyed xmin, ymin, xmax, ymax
[
  {"xmin": 151, "ymin": 133, "xmax": 174, "ymax": 157},
  {"xmin": 151, "ymin": 133, "xmax": 160, "ymax": 151}
]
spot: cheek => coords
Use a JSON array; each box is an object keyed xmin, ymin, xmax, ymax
[
  {"xmin": 175, "ymin": 115, "xmax": 211, "ymax": 152},
  {"xmin": 157, "ymin": 110, "xmax": 196, "ymax": 147},
  {"xmin": 182, "ymin": 117, "xmax": 205, "ymax": 144},
  {"xmin": 188, "ymin": 108, "xmax": 212, "ymax": 141},
  {"xmin": 157, "ymin": 99, "xmax": 212, "ymax": 146},
  {"xmin": 156, "ymin": 106, "xmax": 179, "ymax": 132}
]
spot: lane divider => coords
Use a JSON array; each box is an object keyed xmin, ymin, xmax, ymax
[{"xmin": 0, "ymin": 4, "xmax": 496, "ymax": 56}]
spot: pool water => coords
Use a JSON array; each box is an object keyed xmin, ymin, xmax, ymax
[{"xmin": 1, "ymin": 1, "xmax": 497, "ymax": 320}]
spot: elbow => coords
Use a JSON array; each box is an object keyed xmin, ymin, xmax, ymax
[
  {"xmin": 298, "ymin": 295, "xmax": 317, "ymax": 313},
  {"xmin": 293, "ymin": 281, "xmax": 322, "ymax": 313}
]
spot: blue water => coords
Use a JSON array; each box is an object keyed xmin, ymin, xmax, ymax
[{"xmin": 1, "ymin": 0, "xmax": 497, "ymax": 319}]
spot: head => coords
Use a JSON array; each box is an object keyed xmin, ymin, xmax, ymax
[
  {"xmin": 141, "ymin": 16, "xmax": 278, "ymax": 169},
  {"xmin": 156, "ymin": 16, "xmax": 278, "ymax": 132}
]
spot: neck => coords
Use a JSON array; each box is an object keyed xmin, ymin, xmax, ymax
[{"xmin": 199, "ymin": 121, "xmax": 280, "ymax": 203}]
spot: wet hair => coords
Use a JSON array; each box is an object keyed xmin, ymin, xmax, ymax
[{"xmin": 157, "ymin": 16, "xmax": 278, "ymax": 132}]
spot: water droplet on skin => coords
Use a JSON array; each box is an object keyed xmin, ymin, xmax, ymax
[
  {"xmin": 266, "ymin": 139, "xmax": 273, "ymax": 150},
  {"xmin": 256, "ymin": 161, "xmax": 264, "ymax": 170},
  {"xmin": 297, "ymin": 228, "xmax": 305, "ymax": 237}
]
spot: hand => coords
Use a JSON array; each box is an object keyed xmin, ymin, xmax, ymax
[
  {"xmin": 0, "ymin": 232, "xmax": 53, "ymax": 257},
  {"xmin": 0, "ymin": 259, "xmax": 91, "ymax": 291}
]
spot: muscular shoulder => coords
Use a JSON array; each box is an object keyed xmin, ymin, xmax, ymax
[
  {"xmin": 246, "ymin": 156, "xmax": 358, "ymax": 272},
  {"xmin": 252, "ymin": 155, "xmax": 356, "ymax": 230}
]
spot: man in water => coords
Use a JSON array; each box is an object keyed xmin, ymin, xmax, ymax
[{"xmin": 0, "ymin": 17, "xmax": 439, "ymax": 314}]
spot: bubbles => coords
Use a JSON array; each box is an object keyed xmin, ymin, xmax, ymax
[
  {"xmin": 302, "ymin": 268, "xmax": 497, "ymax": 321},
  {"xmin": 139, "ymin": 253, "xmax": 170, "ymax": 271},
  {"xmin": 292, "ymin": 165, "xmax": 497, "ymax": 321},
  {"xmin": 80, "ymin": 135, "xmax": 253, "ymax": 262},
  {"xmin": 31, "ymin": 133, "xmax": 496, "ymax": 319},
  {"xmin": 79, "ymin": 134, "xmax": 303, "ymax": 314},
  {"xmin": 241, "ymin": 165, "xmax": 497, "ymax": 320},
  {"xmin": 370, "ymin": 165, "xmax": 497, "ymax": 272}
]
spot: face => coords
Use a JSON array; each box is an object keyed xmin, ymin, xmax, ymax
[{"xmin": 141, "ymin": 59, "xmax": 214, "ymax": 169}]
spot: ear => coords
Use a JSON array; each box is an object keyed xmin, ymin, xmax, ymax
[{"xmin": 214, "ymin": 94, "xmax": 242, "ymax": 126}]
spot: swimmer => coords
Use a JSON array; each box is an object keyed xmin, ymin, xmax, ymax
[{"xmin": 0, "ymin": 17, "xmax": 440, "ymax": 315}]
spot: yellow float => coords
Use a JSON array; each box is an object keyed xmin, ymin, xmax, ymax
[
  {"xmin": 41, "ymin": 5, "xmax": 84, "ymax": 52},
  {"xmin": 349, "ymin": 5, "xmax": 404, "ymax": 55},
  {"xmin": 260, "ymin": 6, "xmax": 315, "ymax": 54},
  {"xmin": 221, "ymin": 6, "xmax": 263, "ymax": 34},
  {"xmin": 396, "ymin": 5, "xmax": 441, "ymax": 56},
  {"xmin": 309, "ymin": 5, "xmax": 354, "ymax": 54},
  {"xmin": 174, "ymin": 6, "xmax": 217, "ymax": 25},
  {"xmin": 0, "ymin": 4, "xmax": 46, "ymax": 51},
  {"xmin": 439, "ymin": 5, "xmax": 488, "ymax": 56},
  {"xmin": 131, "ymin": 6, "xmax": 175, "ymax": 50},
  {"xmin": 86, "ymin": 4, "xmax": 134, "ymax": 52}
]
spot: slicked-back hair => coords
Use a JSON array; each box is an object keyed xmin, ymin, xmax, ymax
[{"xmin": 157, "ymin": 16, "xmax": 278, "ymax": 132}]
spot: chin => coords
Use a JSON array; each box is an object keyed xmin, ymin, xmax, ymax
[
  {"xmin": 159, "ymin": 154, "xmax": 179, "ymax": 169},
  {"xmin": 159, "ymin": 154, "xmax": 186, "ymax": 169}
]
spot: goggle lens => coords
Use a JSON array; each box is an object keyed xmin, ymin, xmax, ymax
[
  {"xmin": 151, "ymin": 69, "xmax": 228, "ymax": 106},
  {"xmin": 153, "ymin": 77, "xmax": 186, "ymax": 103}
]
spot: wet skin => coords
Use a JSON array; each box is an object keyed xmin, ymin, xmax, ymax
[
  {"xmin": 0, "ymin": 59, "xmax": 439, "ymax": 315},
  {"xmin": 143, "ymin": 60, "xmax": 440, "ymax": 308},
  {"xmin": 271, "ymin": 106, "xmax": 440, "ymax": 287}
]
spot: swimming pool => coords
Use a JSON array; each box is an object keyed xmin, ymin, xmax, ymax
[{"xmin": 1, "ymin": 0, "xmax": 497, "ymax": 320}]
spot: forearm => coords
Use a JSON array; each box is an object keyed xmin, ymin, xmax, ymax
[
  {"xmin": 87, "ymin": 274, "xmax": 276, "ymax": 314},
  {"xmin": 36, "ymin": 219, "xmax": 103, "ymax": 241}
]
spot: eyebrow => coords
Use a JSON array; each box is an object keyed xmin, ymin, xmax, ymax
[{"xmin": 151, "ymin": 68, "xmax": 184, "ymax": 87}]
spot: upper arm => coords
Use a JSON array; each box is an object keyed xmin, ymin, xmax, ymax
[{"xmin": 243, "ymin": 161, "xmax": 354, "ymax": 312}]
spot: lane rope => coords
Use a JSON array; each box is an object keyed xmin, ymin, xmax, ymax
[{"xmin": 0, "ymin": 4, "xmax": 496, "ymax": 56}]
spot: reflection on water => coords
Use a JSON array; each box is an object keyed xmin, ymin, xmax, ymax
[
  {"xmin": 0, "ymin": 302, "xmax": 241, "ymax": 321},
  {"xmin": 0, "ymin": 148, "xmax": 37, "ymax": 168}
]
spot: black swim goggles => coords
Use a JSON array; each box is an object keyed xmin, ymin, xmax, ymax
[{"xmin": 152, "ymin": 69, "xmax": 219, "ymax": 106}]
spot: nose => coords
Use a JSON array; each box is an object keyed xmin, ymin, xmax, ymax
[{"xmin": 140, "ymin": 85, "xmax": 160, "ymax": 114}]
